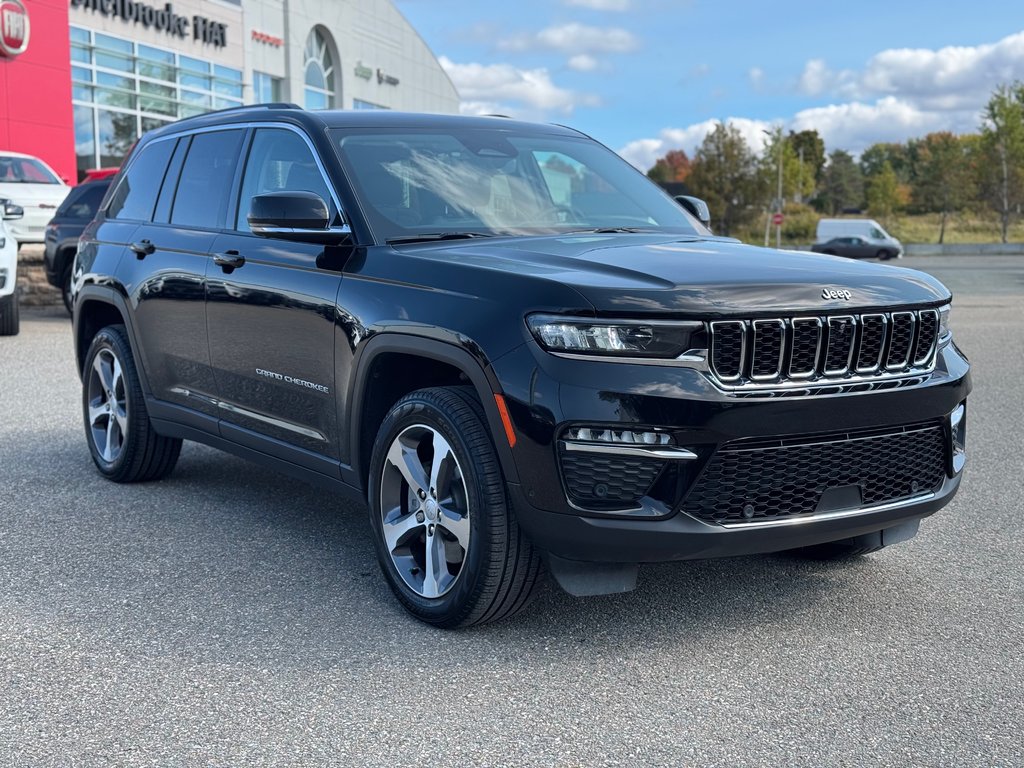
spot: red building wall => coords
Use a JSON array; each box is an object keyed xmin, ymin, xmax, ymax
[{"xmin": 0, "ymin": 0, "xmax": 75, "ymax": 182}]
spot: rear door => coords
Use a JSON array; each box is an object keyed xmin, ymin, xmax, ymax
[
  {"xmin": 117, "ymin": 129, "xmax": 245, "ymax": 417},
  {"xmin": 206, "ymin": 126, "xmax": 345, "ymax": 463}
]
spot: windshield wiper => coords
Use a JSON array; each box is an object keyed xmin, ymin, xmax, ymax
[
  {"xmin": 566, "ymin": 227, "xmax": 653, "ymax": 234},
  {"xmin": 387, "ymin": 231, "xmax": 496, "ymax": 245}
]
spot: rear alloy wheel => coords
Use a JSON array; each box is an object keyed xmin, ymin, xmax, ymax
[
  {"xmin": 83, "ymin": 325, "xmax": 182, "ymax": 482},
  {"xmin": 368, "ymin": 386, "xmax": 542, "ymax": 628},
  {"xmin": 0, "ymin": 293, "xmax": 19, "ymax": 336}
]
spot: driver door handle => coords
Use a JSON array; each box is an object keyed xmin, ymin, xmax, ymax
[
  {"xmin": 214, "ymin": 250, "xmax": 245, "ymax": 271},
  {"xmin": 130, "ymin": 239, "xmax": 155, "ymax": 258}
]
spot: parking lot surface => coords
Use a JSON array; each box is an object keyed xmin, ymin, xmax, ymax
[{"xmin": 1, "ymin": 255, "xmax": 1021, "ymax": 766}]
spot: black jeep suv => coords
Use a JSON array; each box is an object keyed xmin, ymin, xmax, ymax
[{"xmin": 72, "ymin": 105, "xmax": 971, "ymax": 627}]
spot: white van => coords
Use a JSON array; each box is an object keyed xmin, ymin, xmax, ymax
[{"xmin": 815, "ymin": 218, "xmax": 903, "ymax": 258}]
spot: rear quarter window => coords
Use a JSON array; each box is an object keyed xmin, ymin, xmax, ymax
[{"xmin": 106, "ymin": 140, "xmax": 175, "ymax": 221}]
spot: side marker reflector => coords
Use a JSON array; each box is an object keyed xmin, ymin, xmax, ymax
[{"xmin": 493, "ymin": 394, "xmax": 517, "ymax": 448}]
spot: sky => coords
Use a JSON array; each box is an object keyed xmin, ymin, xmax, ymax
[{"xmin": 393, "ymin": 0, "xmax": 1024, "ymax": 170}]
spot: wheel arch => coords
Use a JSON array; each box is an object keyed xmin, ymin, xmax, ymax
[
  {"xmin": 73, "ymin": 285, "xmax": 151, "ymax": 395},
  {"xmin": 347, "ymin": 333, "xmax": 521, "ymax": 490}
]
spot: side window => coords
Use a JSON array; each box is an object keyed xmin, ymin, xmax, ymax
[
  {"xmin": 106, "ymin": 139, "xmax": 175, "ymax": 221},
  {"xmin": 235, "ymin": 128, "xmax": 333, "ymax": 231},
  {"xmin": 64, "ymin": 183, "xmax": 108, "ymax": 219},
  {"xmin": 170, "ymin": 129, "xmax": 244, "ymax": 229}
]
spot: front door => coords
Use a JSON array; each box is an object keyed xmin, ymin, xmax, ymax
[{"xmin": 206, "ymin": 127, "xmax": 344, "ymax": 463}]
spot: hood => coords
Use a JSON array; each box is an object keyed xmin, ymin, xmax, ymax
[{"xmin": 418, "ymin": 233, "xmax": 949, "ymax": 316}]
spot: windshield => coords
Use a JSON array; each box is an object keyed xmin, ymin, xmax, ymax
[
  {"xmin": 331, "ymin": 128, "xmax": 705, "ymax": 242},
  {"xmin": 0, "ymin": 156, "xmax": 61, "ymax": 184}
]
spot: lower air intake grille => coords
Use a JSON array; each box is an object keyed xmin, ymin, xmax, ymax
[
  {"xmin": 560, "ymin": 452, "xmax": 665, "ymax": 507},
  {"xmin": 681, "ymin": 425, "xmax": 947, "ymax": 524}
]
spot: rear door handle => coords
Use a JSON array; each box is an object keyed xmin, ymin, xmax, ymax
[
  {"xmin": 214, "ymin": 250, "xmax": 245, "ymax": 271},
  {"xmin": 130, "ymin": 239, "xmax": 155, "ymax": 258}
]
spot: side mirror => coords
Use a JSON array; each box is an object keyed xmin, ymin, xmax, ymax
[
  {"xmin": 674, "ymin": 195, "xmax": 711, "ymax": 230},
  {"xmin": 248, "ymin": 191, "xmax": 350, "ymax": 243},
  {"xmin": 1, "ymin": 199, "xmax": 24, "ymax": 220}
]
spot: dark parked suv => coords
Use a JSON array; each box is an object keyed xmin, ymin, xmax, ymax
[
  {"xmin": 45, "ymin": 177, "xmax": 113, "ymax": 313},
  {"xmin": 71, "ymin": 105, "xmax": 971, "ymax": 627}
]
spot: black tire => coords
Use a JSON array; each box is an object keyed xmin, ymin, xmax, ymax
[
  {"xmin": 367, "ymin": 386, "xmax": 542, "ymax": 628},
  {"xmin": 877, "ymin": 250, "xmax": 892, "ymax": 260},
  {"xmin": 0, "ymin": 292, "xmax": 19, "ymax": 336},
  {"xmin": 82, "ymin": 324, "xmax": 181, "ymax": 482},
  {"xmin": 789, "ymin": 531, "xmax": 887, "ymax": 559},
  {"xmin": 61, "ymin": 263, "xmax": 74, "ymax": 315}
]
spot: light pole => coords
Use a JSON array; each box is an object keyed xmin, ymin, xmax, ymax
[
  {"xmin": 775, "ymin": 130, "xmax": 784, "ymax": 248},
  {"xmin": 762, "ymin": 127, "xmax": 784, "ymax": 248}
]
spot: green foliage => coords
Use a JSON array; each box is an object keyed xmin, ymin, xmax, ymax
[
  {"xmin": 760, "ymin": 127, "xmax": 815, "ymax": 203},
  {"xmin": 909, "ymin": 132, "xmax": 973, "ymax": 242},
  {"xmin": 860, "ymin": 143, "xmax": 912, "ymax": 183},
  {"xmin": 978, "ymin": 82, "xmax": 1024, "ymax": 242},
  {"xmin": 866, "ymin": 161, "xmax": 901, "ymax": 221},
  {"xmin": 820, "ymin": 149, "xmax": 864, "ymax": 214},
  {"xmin": 788, "ymin": 129, "xmax": 827, "ymax": 184},
  {"xmin": 646, "ymin": 149, "xmax": 691, "ymax": 184},
  {"xmin": 686, "ymin": 123, "xmax": 761, "ymax": 236}
]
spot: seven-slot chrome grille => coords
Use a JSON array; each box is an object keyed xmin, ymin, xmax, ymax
[{"xmin": 709, "ymin": 308, "xmax": 940, "ymax": 388}]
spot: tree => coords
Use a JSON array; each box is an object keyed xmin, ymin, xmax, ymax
[
  {"xmin": 788, "ymin": 129, "xmax": 826, "ymax": 188},
  {"xmin": 820, "ymin": 149, "xmax": 864, "ymax": 215},
  {"xmin": 646, "ymin": 149, "xmax": 691, "ymax": 184},
  {"xmin": 911, "ymin": 132, "xmax": 972, "ymax": 243},
  {"xmin": 860, "ymin": 142, "xmax": 912, "ymax": 183},
  {"xmin": 979, "ymin": 82, "xmax": 1024, "ymax": 243},
  {"xmin": 686, "ymin": 123, "xmax": 760, "ymax": 236},
  {"xmin": 866, "ymin": 161, "xmax": 901, "ymax": 222},
  {"xmin": 759, "ymin": 128, "xmax": 815, "ymax": 204}
]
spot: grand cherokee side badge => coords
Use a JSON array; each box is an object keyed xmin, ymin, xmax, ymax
[{"xmin": 822, "ymin": 288, "xmax": 852, "ymax": 301}]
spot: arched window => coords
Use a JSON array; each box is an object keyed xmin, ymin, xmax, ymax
[{"xmin": 304, "ymin": 28, "xmax": 336, "ymax": 110}]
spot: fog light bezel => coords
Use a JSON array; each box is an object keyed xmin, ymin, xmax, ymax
[{"xmin": 950, "ymin": 402, "xmax": 967, "ymax": 475}]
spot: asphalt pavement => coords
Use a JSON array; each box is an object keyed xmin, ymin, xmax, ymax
[{"xmin": 1, "ymin": 255, "xmax": 1021, "ymax": 767}]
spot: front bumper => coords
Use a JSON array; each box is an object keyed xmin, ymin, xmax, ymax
[
  {"xmin": 510, "ymin": 472, "xmax": 960, "ymax": 564},
  {"xmin": 493, "ymin": 339, "xmax": 971, "ymax": 563}
]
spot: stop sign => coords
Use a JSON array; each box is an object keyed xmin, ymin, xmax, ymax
[
  {"xmin": 0, "ymin": 0, "xmax": 29, "ymax": 58},
  {"xmin": 772, "ymin": 213, "xmax": 784, "ymax": 226}
]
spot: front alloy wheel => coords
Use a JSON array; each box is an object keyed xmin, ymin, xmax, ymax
[
  {"xmin": 367, "ymin": 386, "xmax": 541, "ymax": 628},
  {"xmin": 380, "ymin": 424, "xmax": 471, "ymax": 599}
]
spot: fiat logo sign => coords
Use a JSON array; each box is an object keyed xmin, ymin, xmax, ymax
[{"xmin": 0, "ymin": 0, "xmax": 29, "ymax": 58}]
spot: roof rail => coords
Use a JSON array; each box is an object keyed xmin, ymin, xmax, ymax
[{"xmin": 167, "ymin": 102, "xmax": 302, "ymax": 125}]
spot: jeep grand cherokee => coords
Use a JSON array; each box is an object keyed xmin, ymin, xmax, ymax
[{"xmin": 71, "ymin": 105, "xmax": 971, "ymax": 627}]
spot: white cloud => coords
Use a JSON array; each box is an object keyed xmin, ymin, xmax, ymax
[
  {"xmin": 790, "ymin": 97, "xmax": 978, "ymax": 151},
  {"xmin": 618, "ymin": 118, "xmax": 772, "ymax": 171},
  {"xmin": 797, "ymin": 30, "xmax": 1024, "ymax": 109},
  {"xmin": 499, "ymin": 23, "xmax": 638, "ymax": 55},
  {"xmin": 563, "ymin": 0, "xmax": 631, "ymax": 9},
  {"xmin": 439, "ymin": 56, "xmax": 600, "ymax": 119},
  {"xmin": 568, "ymin": 54, "xmax": 600, "ymax": 72},
  {"xmin": 620, "ymin": 31, "xmax": 1024, "ymax": 169},
  {"xmin": 748, "ymin": 66, "xmax": 765, "ymax": 90}
]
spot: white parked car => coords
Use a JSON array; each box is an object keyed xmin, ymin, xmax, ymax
[
  {"xmin": 0, "ymin": 198, "xmax": 22, "ymax": 335},
  {"xmin": 0, "ymin": 152, "xmax": 71, "ymax": 247}
]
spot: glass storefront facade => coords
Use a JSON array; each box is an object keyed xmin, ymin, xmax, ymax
[{"xmin": 70, "ymin": 25, "xmax": 243, "ymax": 180}]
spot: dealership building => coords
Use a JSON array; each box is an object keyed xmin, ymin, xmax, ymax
[{"xmin": 0, "ymin": 0, "xmax": 460, "ymax": 182}]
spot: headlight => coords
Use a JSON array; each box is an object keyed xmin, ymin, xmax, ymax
[
  {"xmin": 938, "ymin": 304, "xmax": 952, "ymax": 344},
  {"xmin": 526, "ymin": 314, "xmax": 701, "ymax": 358}
]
